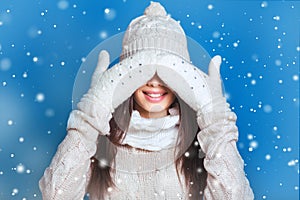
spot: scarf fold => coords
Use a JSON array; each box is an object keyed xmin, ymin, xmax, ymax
[{"xmin": 121, "ymin": 107, "xmax": 180, "ymax": 151}]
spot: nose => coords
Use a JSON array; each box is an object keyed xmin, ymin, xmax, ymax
[{"xmin": 146, "ymin": 74, "xmax": 163, "ymax": 87}]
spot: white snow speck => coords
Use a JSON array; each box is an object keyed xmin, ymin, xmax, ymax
[
  {"xmin": 207, "ymin": 4, "xmax": 214, "ymax": 10},
  {"xmin": 35, "ymin": 93, "xmax": 45, "ymax": 102},
  {"xmin": 99, "ymin": 31, "xmax": 108, "ymax": 39},
  {"xmin": 57, "ymin": 0, "xmax": 69, "ymax": 10},
  {"xmin": 261, "ymin": 1, "xmax": 268, "ymax": 8},
  {"xmin": 297, "ymin": 46, "xmax": 300, "ymax": 52},
  {"xmin": 16, "ymin": 163, "xmax": 25, "ymax": 173},
  {"xmin": 249, "ymin": 140, "xmax": 258, "ymax": 151},
  {"xmin": 247, "ymin": 134, "xmax": 254, "ymax": 140},
  {"xmin": 275, "ymin": 59, "xmax": 281, "ymax": 66},
  {"xmin": 233, "ymin": 42, "xmax": 238, "ymax": 47},
  {"xmin": 22, "ymin": 72, "xmax": 28, "ymax": 78},
  {"xmin": 293, "ymin": 75, "xmax": 299, "ymax": 81},
  {"xmin": 19, "ymin": 137, "xmax": 24, "ymax": 143},
  {"xmin": 2, "ymin": 81, "xmax": 7, "ymax": 86},
  {"xmin": 263, "ymin": 104, "xmax": 272, "ymax": 113},
  {"xmin": 99, "ymin": 159, "xmax": 108, "ymax": 168},
  {"xmin": 212, "ymin": 31, "xmax": 220, "ymax": 39},
  {"xmin": 0, "ymin": 58, "xmax": 12, "ymax": 71},
  {"xmin": 273, "ymin": 16, "xmax": 280, "ymax": 21},
  {"xmin": 45, "ymin": 108, "xmax": 55, "ymax": 117},
  {"xmin": 27, "ymin": 26, "xmax": 41, "ymax": 38},
  {"xmin": 107, "ymin": 187, "xmax": 113, "ymax": 192},
  {"xmin": 104, "ymin": 8, "xmax": 116, "ymax": 20},
  {"xmin": 287, "ymin": 159, "xmax": 298, "ymax": 166},
  {"xmin": 12, "ymin": 188, "xmax": 18, "ymax": 196},
  {"xmin": 8, "ymin": 120, "xmax": 13, "ymax": 126},
  {"xmin": 265, "ymin": 154, "xmax": 271, "ymax": 160},
  {"xmin": 33, "ymin": 57, "xmax": 38, "ymax": 62},
  {"xmin": 276, "ymin": 135, "xmax": 281, "ymax": 139},
  {"xmin": 60, "ymin": 61, "xmax": 65, "ymax": 66}
]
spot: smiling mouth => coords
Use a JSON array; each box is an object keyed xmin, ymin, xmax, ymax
[{"xmin": 143, "ymin": 91, "xmax": 167, "ymax": 98}]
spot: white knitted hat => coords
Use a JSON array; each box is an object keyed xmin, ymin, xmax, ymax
[{"xmin": 120, "ymin": 2, "xmax": 190, "ymax": 61}]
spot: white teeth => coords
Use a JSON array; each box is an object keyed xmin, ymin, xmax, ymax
[{"xmin": 147, "ymin": 93, "xmax": 163, "ymax": 98}]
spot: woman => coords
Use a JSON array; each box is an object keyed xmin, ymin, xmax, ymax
[{"xmin": 39, "ymin": 2, "xmax": 254, "ymax": 199}]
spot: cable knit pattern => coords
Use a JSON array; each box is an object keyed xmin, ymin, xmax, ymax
[
  {"xmin": 104, "ymin": 146, "xmax": 187, "ymax": 200},
  {"xmin": 197, "ymin": 108, "xmax": 254, "ymax": 200},
  {"xmin": 39, "ymin": 110, "xmax": 100, "ymax": 200}
]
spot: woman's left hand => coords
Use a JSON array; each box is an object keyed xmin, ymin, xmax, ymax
[{"xmin": 194, "ymin": 55, "xmax": 233, "ymax": 129}]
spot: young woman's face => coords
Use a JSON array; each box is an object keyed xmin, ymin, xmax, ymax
[{"xmin": 133, "ymin": 74, "xmax": 176, "ymax": 118}]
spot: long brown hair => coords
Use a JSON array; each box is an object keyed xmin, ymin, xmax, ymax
[{"xmin": 87, "ymin": 96, "xmax": 207, "ymax": 199}]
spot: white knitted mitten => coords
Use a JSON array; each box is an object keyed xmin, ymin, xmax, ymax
[
  {"xmin": 70, "ymin": 50, "xmax": 156, "ymax": 135},
  {"xmin": 194, "ymin": 56, "xmax": 238, "ymax": 156},
  {"xmin": 196, "ymin": 56, "xmax": 254, "ymax": 200}
]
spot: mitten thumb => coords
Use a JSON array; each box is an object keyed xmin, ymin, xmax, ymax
[
  {"xmin": 91, "ymin": 50, "xmax": 110, "ymax": 88},
  {"xmin": 208, "ymin": 55, "xmax": 221, "ymax": 81}
]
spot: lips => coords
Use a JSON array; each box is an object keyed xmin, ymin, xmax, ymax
[{"xmin": 143, "ymin": 90, "xmax": 167, "ymax": 103}]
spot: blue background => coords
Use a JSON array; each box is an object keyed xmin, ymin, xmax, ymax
[{"xmin": 0, "ymin": 0, "xmax": 299, "ymax": 199}]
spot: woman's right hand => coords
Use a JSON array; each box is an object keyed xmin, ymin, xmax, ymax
[
  {"xmin": 72, "ymin": 50, "xmax": 156, "ymax": 135},
  {"xmin": 74, "ymin": 50, "xmax": 113, "ymax": 136}
]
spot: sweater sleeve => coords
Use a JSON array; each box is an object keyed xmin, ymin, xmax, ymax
[
  {"xmin": 197, "ymin": 111, "xmax": 254, "ymax": 200},
  {"xmin": 39, "ymin": 110, "xmax": 100, "ymax": 200}
]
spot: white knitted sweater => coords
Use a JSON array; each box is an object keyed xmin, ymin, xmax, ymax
[{"xmin": 39, "ymin": 109, "xmax": 254, "ymax": 200}]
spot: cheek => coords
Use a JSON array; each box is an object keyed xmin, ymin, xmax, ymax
[
  {"xmin": 167, "ymin": 94, "xmax": 176, "ymax": 106},
  {"xmin": 133, "ymin": 90, "xmax": 142, "ymax": 104},
  {"xmin": 133, "ymin": 90, "xmax": 147, "ymax": 107}
]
